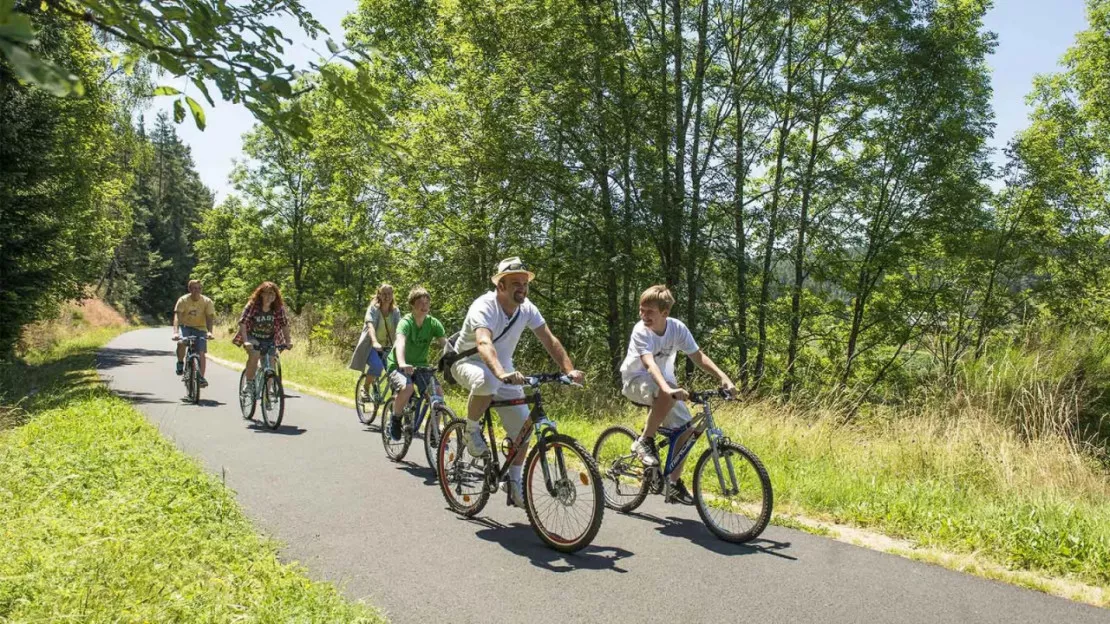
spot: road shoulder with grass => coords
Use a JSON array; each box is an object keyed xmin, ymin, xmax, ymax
[{"xmin": 99, "ymin": 328, "xmax": 1109, "ymax": 624}]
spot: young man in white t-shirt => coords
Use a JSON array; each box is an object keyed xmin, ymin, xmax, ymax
[
  {"xmin": 452, "ymin": 257, "xmax": 585, "ymax": 507},
  {"xmin": 620, "ymin": 285, "xmax": 736, "ymax": 505}
]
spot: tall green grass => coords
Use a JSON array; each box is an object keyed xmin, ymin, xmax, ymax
[{"xmin": 0, "ymin": 331, "xmax": 383, "ymax": 622}]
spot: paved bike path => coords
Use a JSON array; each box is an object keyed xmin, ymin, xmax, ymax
[{"xmin": 98, "ymin": 329, "xmax": 1107, "ymax": 624}]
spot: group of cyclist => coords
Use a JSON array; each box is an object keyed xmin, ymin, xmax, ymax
[{"xmin": 170, "ymin": 256, "xmax": 737, "ymax": 509}]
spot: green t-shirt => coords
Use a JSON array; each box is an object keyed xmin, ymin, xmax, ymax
[{"xmin": 387, "ymin": 314, "xmax": 446, "ymax": 368}]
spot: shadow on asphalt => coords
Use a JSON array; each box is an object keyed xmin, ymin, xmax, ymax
[
  {"xmin": 114, "ymin": 390, "xmax": 175, "ymax": 405},
  {"xmin": 395, "ymin": 461, "xmax": 438, "ymax": 486},
  {"xmin": 466, "ymin": 516, "xmax": 634, "ymax": 573},
  {"xmin": 196, "ymin": 399, "xmax": 226, "ymax": 407},
  {"xmin": 97, "ymin": 347, "xmax": 173, "ymax": 371},
  {"xmin": 247, "ymin": 422, "xmax": 308, "ymax": 435},
  {"xmin": 631, "ymin": 511, "xmax": 796, "ymax": 560}
]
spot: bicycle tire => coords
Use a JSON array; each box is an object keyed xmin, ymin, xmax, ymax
[
  {"xmin": 423, "ymin": 404, "xmax": 457, "ymax": 473},
  {"xmin": 183, "ymin": 358, "xmax": 196, "ymax": 402},
  {"xmin": 436, "ymin": 419, "xmax": 490, "ymax": 517},
  {"xmin": 354, "ymin": 373, "xmax": 377, "ymax": 425},
  {"xmin": 592, "ymin": 425, "xmax": 649, "ymax": 513},
  {"xmin": 189, "ymin": 355, "xmax": 201, "ymax": 404},
  {"xmin": 261, "ymin": 371, "xmax": 284, "ymax": 430},
  {"xmin": 524, "ymin": 434, "xmax": 605, "ymax": 553},
  {"xmin": 238, "ymin": 370, "xmax": 256, "ymax": 420},
  {"xmin": 692, "ymin": 441, "xmax": 773, "ymax": 543},
  {"xmin": 381, "ymin": 402, "xmax": 412, "ymax": 461}
]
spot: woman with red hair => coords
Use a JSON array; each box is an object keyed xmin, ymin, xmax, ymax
[{"xmin": 233, "ymin": 281, "xmax": 294, "ymax": 395}]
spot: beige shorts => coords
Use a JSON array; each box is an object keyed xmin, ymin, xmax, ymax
[
  {"xmin": 621, "ymin": 375, "xmax": 693, "ymax": 429},
  {"xmin": 452, "ymin": 358, "xmax": 530, "ymax": 440}
]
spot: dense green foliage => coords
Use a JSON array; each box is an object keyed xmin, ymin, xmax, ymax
[
  {"xmin": 0, "ymin": 0, "xmax": 381, "ymax": 137},
  {"xmin": 5, "ymin": 0, "xmax": 1110, "ymax": 437},
  {"xmin": 1, "ymin": 13, "xmax": 129, "ymax": 355},
  {"xmin": 190, "ymin": 0, "xmax": 1110, "ymax": 438}
]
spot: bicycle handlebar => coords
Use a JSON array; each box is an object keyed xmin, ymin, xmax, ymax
[
  {"xmin": 523, "ymin": 373, "xmax": 582, "ymax": 388},
  {"xmin": 688, "ymin": 388, "xmax": 734, "ymax": 404}
]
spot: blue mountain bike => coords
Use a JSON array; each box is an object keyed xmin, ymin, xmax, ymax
[
  {"xmin": 593, "ymin": 389, "xmax": 773, "ymax": 543},
  {"xmin": 380, "ymin": 366, "xmax": 458, "ymax": 470}
]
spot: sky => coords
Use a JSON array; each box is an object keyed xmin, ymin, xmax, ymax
[{"xmin": 151, "ymin": 1, "xmax": 1093, "ymax": 202}]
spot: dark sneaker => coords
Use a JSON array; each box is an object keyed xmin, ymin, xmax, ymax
[
  {"xmin": 665, "ymin": 479, "xmax": 695, "ymax": 506},
  {"xmin": 389, "ymin": 415, "xmax": 403, "ymax": 440},
  {"xmin": 197, "ymin": 375, "xmax": 209, "ymax": 388},
  {"xmin": 175, "ymin": 361, "xmax": 184, "ymax": 375},
  {"xmin": 359, "ymin": 388, "xmax": 372, "ymax": 403}
]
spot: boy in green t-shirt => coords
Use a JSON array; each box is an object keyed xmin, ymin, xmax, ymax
[{"xmin": 386, "ymin": 286, "xmax": 447, "ymax": 440}]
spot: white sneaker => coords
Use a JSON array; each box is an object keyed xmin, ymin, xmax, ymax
[
  {"xmin": 503, "ymin": 478, "xmax": 525, "ymax": 507},
  {"xmin": 631, "ymin": 437, "xmax": 659, "ymax": 467},
  {"xmin": 465, "ymin": 425, "xmax": 490, "ymax": 457}
]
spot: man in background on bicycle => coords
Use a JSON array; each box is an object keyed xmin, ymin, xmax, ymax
[
  {"xmin": 386, "ymin": 286, "xmax": 446, "ymax": 440},
  {"xmin": 452, "ymin": 257, "xmax": 585, "ymax": 507},
  {"xmin": 172, "ymin": 279, "xmax": 215, "ymax": 387},
  {"xmin": 621, "ymin": 285, "xmax": 736, "ymax": 505}
]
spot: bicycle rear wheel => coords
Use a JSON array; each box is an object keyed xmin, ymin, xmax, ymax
[
  {"xmin": 692, "ymin": 441, "xmax": 773, "ymax": 543},
  {"xmin": 592, "ymin": 425, "xmax": 649, "ymax": 513},
  {"xmin": 524, "ymin": 434, "xmax": 604, "ymax": 553},
  {"xmin": 260, "ymin": 371, "xmax": 284, "ymax": 430},
  {"xmin": 436, "ymin": 419, "xmax": 490, "ymax": 517},
  {"xmin": 354, "ymin": 374, "xmax": 376, "ymax": 425},
  {"xmin": 423, "ymin": 404, "xmax": 457, "ymax": 473},
  {"xmin": 239, "ymin": 370, "xmax": 256, "ymax": 420},
  {"xmin": 381, "ymin": 402, "xmax": 412, "ymax": 461}
]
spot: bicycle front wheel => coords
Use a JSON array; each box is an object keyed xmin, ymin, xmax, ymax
[
  {"xmin": 524, "ymin": 434, "xmax": 604, "ymax": 553},
  {"xmin": 592, "ymin": 425, "xmax": 649, "ymax": 513},
  {"xmin": 183, "ymin": 358, "xmax": 197, "ymax": 402},
  {"xmin": 423, "ymin": 404, "xmax": 457, "ymax": 473},
  {"xmin": 189, "ymin": 356, "xmax": 201, "ymax": 404},
  {"xmin": 692, "ymin": 441, "xmax": 773, "ymax": 543},
  {"xmin": 238, "ymin": 370, "xmax": 256, "ymax": 420},
  {"xmin": 381, "ymin": 402, "xmax": 412, "ymax": 461},
  {"xmin": 260, "ymin": 372, "xmax": 284, "ymax": 430},
  {"xmin": 436, "ymin": 419, "xmax": 490, "ymax": 517}
]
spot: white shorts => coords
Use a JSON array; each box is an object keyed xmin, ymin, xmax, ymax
[
  {"xmin": 621, "ymin": 375, "xmax": 693, "ymax": 429},
  {"xmin": 452, "ymin": 358, "xmax": 530, "ymax": 439}
]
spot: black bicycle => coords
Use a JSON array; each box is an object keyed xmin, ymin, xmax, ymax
[
  {"xmin": 174, "ymin": 335, "xmax": 202, "ymax": 404},
  {"xmin": 593, "ymin": 389, "xmax": 773, "ymax": 543},
  {"xmin": 437, "ymin": 373, "xmax": 604, "ymax": 553}
]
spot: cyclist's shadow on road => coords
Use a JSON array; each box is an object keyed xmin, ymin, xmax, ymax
[
  {"xmin": 466, "ymin": 516, "xmax": 634, "ymax": 573},
  {"xmin": 247, "ymin": 422, "xmax": 308, "ymax": 436},
  {"xmin": 632, "ymin": 511, "xmax": 795, "ymax": 560}
]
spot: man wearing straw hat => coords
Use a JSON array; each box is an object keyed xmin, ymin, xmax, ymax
[{"xmin": 451, "ymin": 257, "xmax": 585, "ymax": 507}]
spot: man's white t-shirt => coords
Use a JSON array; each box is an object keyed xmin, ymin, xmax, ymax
[
  {"xmin": 455, "ymin": 292, "xmax": 546, "ymax": 371},
  {"xmin": 619, "ymin": 318, "xmax": 699, "ymax": 384}
]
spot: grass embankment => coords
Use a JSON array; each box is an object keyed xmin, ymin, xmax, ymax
[
  {"xmin": 208, "ymin": 338, "xmax": 1110, "ymax": 606},
  {"xmin": 0, "ymin": 329, "xmax": 383, "ymax": 622}
]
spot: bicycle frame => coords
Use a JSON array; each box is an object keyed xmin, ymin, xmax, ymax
[
  {"xmin": 654, "ymin": 395, "xmax": 739, "ymax": 496},
  {"xmin": 481, "ymin": 384, "xmax": 563, "ymax": 496},
  {"xmin": 250, "ymin": 344, "xmax": 281, "ymax": 394},
  {"xmin": 404, "ymin": 368, "xmax": 444, "ymax": 434}
]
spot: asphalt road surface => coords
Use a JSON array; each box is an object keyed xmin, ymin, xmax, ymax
[{"xmin": 98, "ymin": 328, "xmax": 1108, "ymax": 623}]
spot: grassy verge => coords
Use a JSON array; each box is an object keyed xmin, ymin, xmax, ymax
[
  {"xmin": 0, "ymin": 331, "xmax": 383, "ymax": 622},
  {"xmin": 209, "ymin": 342, "xmax": 1110, "ymax": 605}
]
